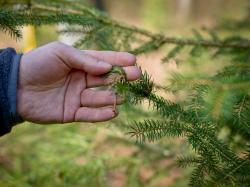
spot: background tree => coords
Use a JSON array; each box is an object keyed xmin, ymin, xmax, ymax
[{"xmin": 0, "ymin": 0, "xmax": 249, "ymax": 186}]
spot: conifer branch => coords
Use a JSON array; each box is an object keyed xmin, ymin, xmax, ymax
[
  {"xmin": 128, "ymin": 119, "xmax": 187, "ymax": 143},
  {"xmin": 17, "ymin": 3, "xmax": 250, "ymax": 50},
  {"xmin": 31, "ymin": 3, "xmax": 156, "ymax": 39},
  {"xmin": 177, "ymin": 155, "xmax": 201, "ymax": 168}
]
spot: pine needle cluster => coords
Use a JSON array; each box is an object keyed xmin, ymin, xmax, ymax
[{"xmin": 0, "ymin": 0, "xmax": 249, "ymax": 186}]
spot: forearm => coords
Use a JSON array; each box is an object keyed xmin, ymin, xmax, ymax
[{"xmin": 0, "ymin": 48, "xmax": 23, "ymax": 136}]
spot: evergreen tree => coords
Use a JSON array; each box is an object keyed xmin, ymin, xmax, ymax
[{"xmin": 0, "ymin": 0, "xmax": 249, "ymax": 186}]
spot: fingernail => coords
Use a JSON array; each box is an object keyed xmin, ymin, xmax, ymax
[
  {"xmin": 112, "ymin": 109, "xmax": 119, "ymax": 117},
  {"xmin": 99, "ymin": 61, "xmax": 112, "ymax": 70}
]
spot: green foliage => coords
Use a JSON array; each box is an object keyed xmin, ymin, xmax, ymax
[
  {"xmin": 177, "ymin": 155, "xmax": 201, "ymax": 168},
  {"xmin": 129, "ymin": 119, "xmax": 185, "ymax": 143},
  {"xmin": 0, "ymin": 0, "xmax": 250, "ymax": 186}
]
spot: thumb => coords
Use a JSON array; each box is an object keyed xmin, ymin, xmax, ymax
[{"xmin": 54, "ymin": 42, "xmax": 112, "ymax": 75}]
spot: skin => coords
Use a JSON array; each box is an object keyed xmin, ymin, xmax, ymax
[{"xmin": 17, "ymin": 41, "xmax": 141, "ymax": 124}]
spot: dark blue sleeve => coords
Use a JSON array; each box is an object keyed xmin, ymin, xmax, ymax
[{"xmin": 0, "ymin": 48, "xmax": 24, "ymax": 136}]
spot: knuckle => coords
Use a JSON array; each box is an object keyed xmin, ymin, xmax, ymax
[
  {"xmin": 107, "ymin": 91, "xmax": 115, "ymax": 100},
  {"xmin": 81, "ymin": 90, "xmax": 93, "ymax": 105},
  {"xmin": 117, "ymin": 52, "xmax": 136, "ymax": 64},
  {"xmin": 51, "ymin": 41, "xmax": 63, "ymax": 47},
  {"xmin": 86, "ymin": 54, "xmax": 98, "ymax": 63},
  {"xmin": 50, "ymin": 41, "xmax": 67, "ymax": 51}
]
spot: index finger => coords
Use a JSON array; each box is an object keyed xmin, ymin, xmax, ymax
[
  {"xmin": 86, "ymin": 66, "xmax": 141, "ymax": 88},
  {"xmin": 83, "ymin": 50, "xmax": 137, "ymax": 67}
]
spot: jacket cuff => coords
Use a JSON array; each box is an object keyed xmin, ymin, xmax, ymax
[
  {"xmin": 8, "ymin": 53, "xmax": 24, "ymax": 125},
  {"xmin": 0, "ymin": 48, "xmax": 24, "ymax": 136}
]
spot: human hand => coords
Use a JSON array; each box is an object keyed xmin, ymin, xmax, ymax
[{"xmin": 17, "ymin": 42, "xmax": 141, "ymax": 124}]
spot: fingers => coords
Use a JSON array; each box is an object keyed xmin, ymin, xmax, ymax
[
  {"xmin": 54, "ymin": 42, "xmax": 112, "ymax": 75},
  {"xmin": 87, "ymin": 66, "xmax": 142, "ymax": 87},
  {"xmin": 75, "ymin": 107, "xmax": 118, "ymax": 122},
  {"xmin": 83, "ymin": 50, "xmax": 136, "ymax": 67},
  {"xmin": 53, "ymin": 42, "xmax": 137, "ymax": 76},
  {"xmin": 81, "ymin": 89, "xmax": 123, "ymax": 107},
  {"xmin": 123, "ymin": 66, "xmax": 142, "ymax": 80},
  {"xmin": 52, "ymin": 42, "xmax": 140, "ymax": 82}
]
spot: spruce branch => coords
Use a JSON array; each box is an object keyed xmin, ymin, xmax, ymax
[
  {"xmin": 1, "ymin": 1, "xmax": 249, "ymax": 51},
  {"xmin": 189, "ymin": 164, "xmax": 205, "ymax": 187},
  {"xmin": 177, "ymin": 155, "xmax": 201, "ymax": 168},
  {"xmin": 128, "ymin": 119, "xmax": 187, "ymax": 143},
  {"xmin": 35, "ymin": 4, "xmax": 250, "ymax": 51}
]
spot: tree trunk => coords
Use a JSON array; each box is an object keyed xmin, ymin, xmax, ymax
[
  {"xmin": 92, "ymin": 0, "xmax": 105, "ymax": 11},
  {"xmin": 176, "ymin": 0, "xmax": 192, "ymax": 24}
]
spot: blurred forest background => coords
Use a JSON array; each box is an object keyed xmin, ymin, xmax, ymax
[{"xmin": 0, "ymin": 0, "xmax": 249, "ymax": 186}]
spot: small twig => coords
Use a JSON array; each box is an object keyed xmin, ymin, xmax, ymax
[{"xmin": 161, "ymin": 37, "xmax": 250, "ymax": 49}]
